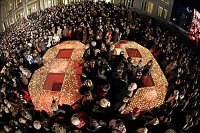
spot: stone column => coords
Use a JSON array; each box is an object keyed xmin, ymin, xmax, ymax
[
  {"xmin": 23, "ymin": 0, "xmax": 28, "ymax": 19},
  {"xmin": 0, "ymin": 1, "xmax": 2, "ymax": 33},
  {"xmin": 40, "ymin": 0, "xmax": 45, "ymax": 10}
]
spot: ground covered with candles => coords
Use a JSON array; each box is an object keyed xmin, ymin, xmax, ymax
[{"xmin": 29, "ymin": 40, "xmax": 168, "ymax": 114}]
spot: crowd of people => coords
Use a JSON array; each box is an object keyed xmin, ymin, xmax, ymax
[
  {"xmin": 188, "ymin": 9, "xmax": 200, "ymax": 44},
  {"xmin": 0, "ymin": 2, "xmax": 199, "ymax": 133}
]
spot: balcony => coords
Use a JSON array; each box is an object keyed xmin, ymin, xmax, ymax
[
  {"xmin": 17, "ymin": 2, "xmax": 23, "ymax": 8},
  {"xmin": 8, "ymin": 10, "xmax": 12, "ymax": 15}
]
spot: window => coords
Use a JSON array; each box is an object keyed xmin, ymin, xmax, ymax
[
  {"xmin": 164, "ymin": 0, "xmax": 169, "ymax": 4},
  {"xmin": 141, "ymin": 1, "xmax": 147, "ymax": 11},
  {"xmin": 28, "ymin": 8, "xmax": 31, "ymax": 14},
  {"xmin": 147, "ymin": 2, "xmax": 154, "ymax": 13},
  {"xmin": 57, "ymin": 0, "xmax": 63, "ymax": 4},
  {"xmin": 9, "ymin": 3, "xmax": 12, "ymax": 11},
  {"xmin": 162, "ymin": 0, "xmax": 169, "ymax": 4},
  {"xmin": 163, "ymin": 9, "xmax": 168, "ymax": 19},
  {"xmin": 157, "ymin": 6, "xmax": 163, "ymax": 17},
  {"xmin": 131, "ymin": 0, "xmax": 134, "ymax": 7},
  {"xmin": 48, "ymin": 0, "xmax": 52, "ymax": 7},
  {"xmin": 10, "ymin": 18, "xmax": 14, "ymax": 25},
  {"xmin": 16, "ymin": 10, "xmax": 24, "ymax": 20},
  {"xmin": 8, "ymin": 3, "xmax": 12, "ymax": 15},
  {"xmin": 16, "ymin": 0, "xmax": 23, "ymax": 8},
  {"xmin": 32, "ymin": 4, "xmax": 36, "ymax": 11},
  {"xmin": 64, "ymin": 0, "xmax": 68, "ymax": 4},
  {"xmin": 20, "ymin": 12, "xmax": 23, "ymax": 17},
  {"xmin": 16, "ymin": 14, "xmax": 20, "ymax": 20},
  {"xmin": 16, "ymin": 0, "xmax": 22, "ymax": 4},
  {"xmin": 3, "ymin": 23, "xmax": 6, "ymax": 31},
  {"xmin": 128, "ymin": 0, "xmax": 131, "ymax": 7}
]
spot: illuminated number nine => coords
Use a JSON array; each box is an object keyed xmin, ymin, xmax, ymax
[{"xmin": 115, "ymin": 41, "xmax": 168, "ymax": 113}]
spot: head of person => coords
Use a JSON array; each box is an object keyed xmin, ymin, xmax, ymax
[
  {"xmin": 89, "ymin": 119, "xmax": 100, "ymax": 129},
  {"xmin": 137, "ymin": 127, "xmax": 148, "ymax": 133},
  {"xmin": 103, "ymin": 84, "xmax": 111, "ymax": 92},
  {"xmin": 128, "ymin": 83, "xmax": 137, "ymax": 91},
  {"xmin": 99, "ymin": 98, "xmax": 111, "ymax": 108},
  {"xmin": 19, "ymin": 118, "xmax": 26, "ymax": 124},
  {"xmin": 132, "ymin": 107, "xmax": 140, "ymax": 117},
  {"xmin": 71, "ymin": 114, "xmax": 80, "ymax": 126},
  {"xmin": 83, "ymin": 79, "xmax": 93, "ymax": 88},
  {"xmin": 33, "ymin": 120, "xmax": 42, "ymax": 130},
  {"xmin": 147, "ymin": 60, "xmax": 153, "ymax": 66}
]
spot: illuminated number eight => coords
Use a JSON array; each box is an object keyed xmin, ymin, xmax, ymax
[{"xmin": 28, "ymin": 41, "xmax": 85, "ymax": 113}]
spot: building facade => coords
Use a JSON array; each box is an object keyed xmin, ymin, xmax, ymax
[
  {"xmin": 0, "ymin": 0, "xmax": 66, "ymax": 33},
  {"xmin": 0, "ymin": 0, "xmax": 174, "ymax": 33}
]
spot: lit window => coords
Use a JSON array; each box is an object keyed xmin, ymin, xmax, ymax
[
  {"xmin": 16, "ymin": 14, "xmax": 20, "ymax": 20},
  {"xmin": 165, "ymin": 0, "xmax": 169, "ymax": 4},
  {"xmin": 147, "ymin": 2, "xmax": 154, "ymax": 13},
  {"xmin": 64, "ymin": 0, "xmax": 68, "ymax": 4},
  {"xmin": 48, "ymin": 0, "xmax": 52, "ymax": 7},
  {"xmin": 162, "ymin": 0, "xmax": 169, "ymax": 4},
  {"xmin": 33, "ymin": 4, "xmax": 36, "ymax": 10},
  {"xmin": 9, "ymin": 3, "xmax": 12, "ymax": 11},
  {"xmin": 158, "ymin": 6, "xmax": 163, "ymax": 17},
  {"xmin": 163, "ymin": 9, "xmax": 168, "ymax": 19}
]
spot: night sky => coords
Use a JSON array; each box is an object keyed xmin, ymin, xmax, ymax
[
  {"xmin": 173, "ymin": 0, "xmax": 200, "ymax": 12},
  {"xmin": 171, "ymin": 0, "xmax": 199, "ymax": 29},
  {"xmin": 188, "ymin": 0, "xmax": 200, "ymax": 12}
]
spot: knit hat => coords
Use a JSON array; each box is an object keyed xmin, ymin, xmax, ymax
[
  {"xmin": 33, "ymin": 120, "xmax": 42, "ymax": 130},
  {"xmin": 71, "ymin": 114, "xmax": 80, "ymax": 126},
  {"xmin": 99, "ymin": 98, "xmax": 111, "ymax": 108},
  {"xmin": 94, "ymin": 49, "xmax": 100, "ymax": 55},
  {"xmin": 91, "ymin": 41, "xmax": 96, "ymax": 47},
  {"xmin": 102, "ymin": 84, "xmax": 111, "ymax": 91},
  {"xmin": 128, "ymin": 83, "xmax": 137, "ymax": 91},
  {"xmin": 137, "ymin": 127, "xmax": 148, "ymax": 133}
]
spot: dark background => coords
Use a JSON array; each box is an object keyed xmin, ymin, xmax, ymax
[{"xmin": 170, "ymin": 0, "xmax": 199, "ymax": 30}]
